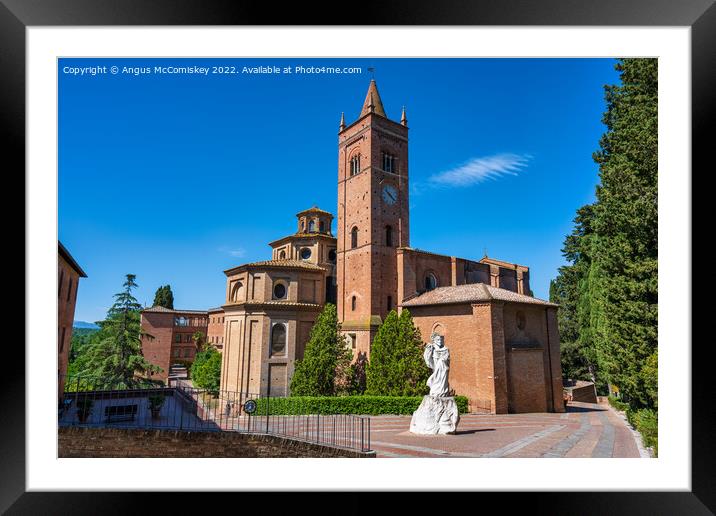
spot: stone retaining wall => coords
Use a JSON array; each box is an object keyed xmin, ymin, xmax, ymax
[{"xmin": 58, "ymin": 427, "xmax": 374, "ymax": 458}]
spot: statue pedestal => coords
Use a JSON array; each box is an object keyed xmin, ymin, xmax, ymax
[{"xmin": 409, "ymin": 395, "xmax": 460, "ymax": 435}]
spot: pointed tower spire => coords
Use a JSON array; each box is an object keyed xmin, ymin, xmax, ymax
[
  {"xmin": 339, "ymin": 112, "xmax": 346, "ymax": 132},
  {"xmin": 360, "ymin": 79, "xmax": 387, "ymax": 118},
  {"xmin": 401, "ymin": 105, "xmax": 408, "ymax": 126}
]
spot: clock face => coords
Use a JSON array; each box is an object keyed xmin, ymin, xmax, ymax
[{"xmin": 382, "ymin": 185, "xmax": 398, "ymax": 205}]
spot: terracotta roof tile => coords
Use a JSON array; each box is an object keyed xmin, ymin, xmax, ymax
[
  {"xmin": 401, "ymin": 283, "xmax": 557, "ymax": 308},
  {"xmin": 296, "ymin": 206, "xmax": 334, "ymax": 217},
  {"xmin": 141, "ymin": 306, "xmax": 209, "ymax": 314}
]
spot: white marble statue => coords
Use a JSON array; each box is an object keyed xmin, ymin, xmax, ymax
[
  {"xmin": 424, "ymin": 333, "xmax": 450, "ymax": 397},
  {"xmin": 410, "ymin": 333, "xmax": 460, "ymax": 435}
]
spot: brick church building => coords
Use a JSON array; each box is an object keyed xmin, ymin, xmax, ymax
[{"xmin": 219, "ymin": 80, "xmax": 563, "ymax": 413}]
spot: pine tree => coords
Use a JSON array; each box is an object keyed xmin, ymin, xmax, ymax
[
  {"xmin": 290, "ymin": 304, "xmax": 352, "ymax": 396},
  {"xmin": 153, "ymin": 285, "xmax": 174, "ymax": 309},
  {"xmin": 365, "ymin": 309, "xmax": 429, "ymax": 396},
  {"xmin": 82, "ymin": 274, "xmax": 162, "ymax": 387}
]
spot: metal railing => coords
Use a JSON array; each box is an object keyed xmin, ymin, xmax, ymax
[{"xmin": 58, "ymin": 375, "xmax": 371, "ymax": 453}]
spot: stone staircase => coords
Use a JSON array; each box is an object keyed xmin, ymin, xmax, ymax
[{"xmin": 168, "ymin": 364, "xmax": 188, "ymax": 381}]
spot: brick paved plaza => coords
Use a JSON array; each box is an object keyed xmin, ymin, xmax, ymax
[{"xmin": 369, "ymin": 400, "xmax": 648, "ymax": 458}]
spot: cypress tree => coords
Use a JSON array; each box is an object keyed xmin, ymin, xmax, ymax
[
  {"xmin": 153, "ymin": 285, "xmax": 174, "ymax": 309},
  {"xmin": 551, "ymin": 59, "xmax": 657, "ymax": 409},
  {"xmin": 290, "ymin": 304, "xmax": 351, "ymax": 396},
  {"xmin": 589, "ymin": 58, "xmax": 658, "ymax": 407},
  {"xmin": 365, "ymin": 309, "xmax": 429, "ymax": 396}
]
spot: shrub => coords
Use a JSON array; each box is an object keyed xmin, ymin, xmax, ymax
[
  {"xmin": 609, "ymin": 396, "xmax": 658, "ymax": 457},
  {"xmin": 607, "ymin": 396, "xmax": 629, "ymax": 412},
  {"xmin": 254, "ymin": 395, "xmax": 469, "ymax": 416},
  {"xmin": 627, "ymin": 408, "xmax": 658, "ymax": 457},
  {"xmin": 191, "ymin": 348, "xmax": 221, "ymax": 394}
]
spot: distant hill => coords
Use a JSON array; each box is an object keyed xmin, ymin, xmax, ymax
[{"xmin": 73, "ymin": 321, "xmax": 100, "ymax": 329}]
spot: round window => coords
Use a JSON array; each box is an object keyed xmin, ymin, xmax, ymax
[
  {"xmin": 328, "ymin": 249, "xmax": 337, "ymax": 262},
  {"xmin": 273, "ymin": 283, "xmax": 287, "ymax": 299},
  {"xmin": 300, "ymin": 248, "xmax": 312, "ymax": 260}
]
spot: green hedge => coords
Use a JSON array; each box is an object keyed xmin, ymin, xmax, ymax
[
  {"xmin": 608, "ymin": 396, "xmax": 658, "ymax": 457},
  {"xmin": 254, "ymin": 396, "xmax": 469, "ymax": 416}
]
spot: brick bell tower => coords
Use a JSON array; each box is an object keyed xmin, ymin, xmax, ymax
[{"xmin": 336, "ymin": 80, "xmax": 410, "ymax": 358}]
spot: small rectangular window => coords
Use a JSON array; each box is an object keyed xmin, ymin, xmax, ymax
[{"xmin": 66, "ymin": 278, "xmax": 73, "ymax": 302}]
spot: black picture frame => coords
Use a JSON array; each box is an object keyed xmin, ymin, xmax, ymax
[{"xmin": 4, "ymin": 0, "xmax": 712, "ymax": 513}]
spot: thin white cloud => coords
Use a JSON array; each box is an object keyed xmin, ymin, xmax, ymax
[
  {"xmin": 218, "ymin": 246, "xmax": 246, "ymax": 258},
  {"xmin": 428, "ymin": 153, "xmax": 531, "ymax": 188}
]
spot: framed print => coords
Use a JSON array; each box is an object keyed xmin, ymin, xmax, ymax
[{"xmin": 3, "ymin": 0, "xmax": 713, "ymax": 512}]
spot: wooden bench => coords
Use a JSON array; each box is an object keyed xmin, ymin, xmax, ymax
[{"xmin": 104, "ymin": 404, "xmax": 138, "ymax": 423}]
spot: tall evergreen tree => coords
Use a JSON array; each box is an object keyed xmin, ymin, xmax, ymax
[
  {"xmin": 82, "ymin": 274, "xmax": 162, "ymax": 387},
  {"xmin": 153, "ymin": 285, "xmax": 174, "ymax": 309},
  {"xmin": 552, "ymin": 59, "xmax": 657, "ymax": 407},
  {"xmin": 365, "ymin": 309, "xmax": 429, "ymax": 396},
  {"xmin": 550, "ymin": 205, "xmax": 599, "ymax": 385},
  {"xmin": 290, "ymin": 304, "xmax": 352, "ymax": 396},
  {"xmin": 589, "ymin": 58, "xmax": 658, "ymax": 407}
]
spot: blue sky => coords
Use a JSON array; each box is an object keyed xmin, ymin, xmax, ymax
[{"xmin": 59, "ymin": 58, "xmax": 619, "ymax": 323}]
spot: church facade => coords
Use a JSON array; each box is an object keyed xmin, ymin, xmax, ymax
[{"xmin": 219, "ymin": 80, "xmax": 563, "ymax": 413}]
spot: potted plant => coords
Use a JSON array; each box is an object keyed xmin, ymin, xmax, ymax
[
  {"xmin": 148, "ymin": 394, "xmax": 165, "ymax": 419},
  {"xmin": 76, "ymin": 397, "xmax": 93, "ymax": 423}
]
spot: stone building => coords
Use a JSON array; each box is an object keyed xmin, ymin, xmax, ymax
[
  {"xmin": 207, "ymin": 307, "xmax": 226, "ymax": 350},
  {"xmin": 218, "ymin": 80, "xmax": 562, "ymax": 413},
  {"xmin": 58, "ymin": 241, "xmax": 87, "ymax": 399},
  {"xmin": 140, "ymin": 307, "xmax": 209, "ymax": 383},
  {"xmin": 219, "ymin": 209, "xmax": 337, "ymax": 396}
]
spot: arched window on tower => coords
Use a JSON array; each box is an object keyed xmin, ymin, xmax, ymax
[
  {"xmin": 319, "ymin": 221, "xmax": 325, "ymax": 233},
  {"xmin": 308, "ymin": 220, "xmax": 316, "ymax": 233},
  {"xmin": 351, "ymin": 296, "xmax": 357, "ymax": 311},
  {"xmin": 382, "ymin": 152, "xmax": 396, "ymax": 173},
  {"xmin": 351, "ymin": 227, "xmax": 359, "ymax": 249},
  {"xmin": 350, "ymin": 155, "xmax": 361, "ymax": 176},
  {"xmin": 385, "ymin": 225, "xmax": 393, "ymax": 247}
]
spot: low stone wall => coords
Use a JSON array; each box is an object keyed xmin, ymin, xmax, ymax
[
  {"xmin": 563, "ymin": 381, "xmax": 598, "ymax": 404},
  {"xmin": 58, "ymin": 427, "xmax": 374, "ymax": 458}
]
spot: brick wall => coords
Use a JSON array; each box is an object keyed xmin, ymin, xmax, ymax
[
  {"xmin": 564, "ymin": 381, "xmax": 598, "ymax": 404},
  {"xmin": 58, "ymin": 254, "xmax": 82, "ymax": 398},
  {"xmin": 58, "ymin": 427, "xmax": 374, "ymax": 458}
]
